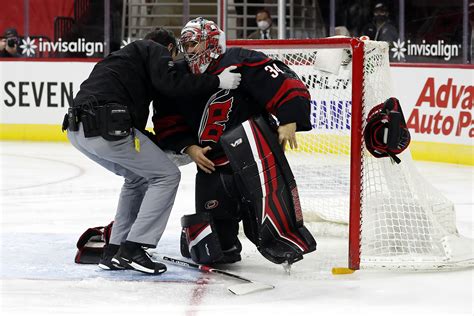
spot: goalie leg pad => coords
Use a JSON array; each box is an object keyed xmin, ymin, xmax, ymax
[
  {"xmin": 194, "ymin": 169, "xmax": 242, "ymax": 253},
  {"xmin": 220, "ymin": 116, "xmax": 316, "ymax": 264},
  {"xmin": 180, "ymin": 212, "xmax": 224, "ymax": 264},
  {"xmin": 195, "ymin": 168, "xmax": 241, "ymax": 221}
]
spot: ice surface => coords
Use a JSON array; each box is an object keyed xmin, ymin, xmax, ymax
[{"xmin": 1, "ymin": 141, "xmax": 472, "ymax": 315}]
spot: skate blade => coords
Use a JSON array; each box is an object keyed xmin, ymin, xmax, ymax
[{"xmin": 227, "ymin": 282, "xmax": 274, "ymax": 295}]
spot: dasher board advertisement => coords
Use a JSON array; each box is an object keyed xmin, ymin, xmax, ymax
[{"xmin": 0, "ymin": 60, "xmax": 472, "ymax": 164}]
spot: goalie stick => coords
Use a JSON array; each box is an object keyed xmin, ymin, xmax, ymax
[{"xmin": 162, "ymin": 256, "xmax": 274, "ymax": 295}]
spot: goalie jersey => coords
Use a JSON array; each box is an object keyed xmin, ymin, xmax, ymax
[{"xmin": 153, "ymin": 47, "xmax": 311, "ymax": 161}]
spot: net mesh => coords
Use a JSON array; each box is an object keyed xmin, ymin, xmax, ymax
[{"xmin": 249, "ymin": 39, "xmax": 473, "ymax": 269}]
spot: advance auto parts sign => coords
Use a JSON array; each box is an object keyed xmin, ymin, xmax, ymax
[{"xmin": 392, "ymin": 66, "xmax": 473, "ymax": 145}]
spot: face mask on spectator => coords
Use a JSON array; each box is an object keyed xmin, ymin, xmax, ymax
[
  {"xmin": 257, "ymin": 20, "xmax": 270, "ymax": 31},
  {"xmin": 374, "ymin": 14, "xmax": 388, "ymax": 24}
]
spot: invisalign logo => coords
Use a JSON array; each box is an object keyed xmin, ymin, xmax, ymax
[
  {"xmin": 19, "ymin": 37, "xmax": 37, "ymax": 57},
  {"xmin": 391, "ymin": 39, "xmax": 461, "ymax": 61},
  {"xmin": 19, "ymin": 37, "xmax": 104, "ymax": 57}
]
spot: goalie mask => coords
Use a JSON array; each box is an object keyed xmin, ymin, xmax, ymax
[
  {"xmin": 364, "ymin": 97, "xmax": 411, "ymax": 164},
  {"xmin": 179, "ymin": 17, "xmax": 226, "ymax": 74}
]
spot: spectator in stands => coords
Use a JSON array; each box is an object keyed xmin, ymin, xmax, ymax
[
  {"xmin": 248, "ymin": 9, "xmax": 278, "ymax": 39},
  {"xmin": 361, "ymin": 2, "xmax": 398, "ymax": 43},
  {"xmin": 0, "ymin": 28, "xmax": 21, "ymax": 57}
]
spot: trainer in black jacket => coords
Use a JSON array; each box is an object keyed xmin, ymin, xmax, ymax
[
  {"xmin": 75, "ymin": 39, "xmax": 230, "ymax": 132},
  {"xmin": 66, "ymin": 33, "xmax": 241, "ymax": 275}
]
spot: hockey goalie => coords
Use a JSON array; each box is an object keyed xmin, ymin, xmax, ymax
[{"xmin": 153, "ymin": 18, "xmax": 317, "ymax": 266}]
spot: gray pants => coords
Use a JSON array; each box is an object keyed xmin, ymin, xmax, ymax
[{"xmin": 68, "ymin": 123, "xmax": 180, "ymax": 247}]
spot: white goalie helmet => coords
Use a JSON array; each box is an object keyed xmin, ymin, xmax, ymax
[{"xmin": 179, "ymin": 17, "xmax": 226, "ymax": 74}]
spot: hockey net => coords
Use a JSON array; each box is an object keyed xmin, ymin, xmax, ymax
[{"xmin": 227, "ymin": 38, "xmax": 473, "ymax": 270}]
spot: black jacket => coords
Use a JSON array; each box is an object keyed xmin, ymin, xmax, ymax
[
  {"xmin": 361, "ymin": 21, "xmax": 398, "ymax": 43},
  {"xmin": 152, "ymin": 47, "xmax": 311, "ymax": 161},
  {"xmin": 74, "ymin": 40, "xmax": 220, "ymax": 131},
  {"xmin": 0, "ymin": 49, "xmax": 19, "ymax": 57}
]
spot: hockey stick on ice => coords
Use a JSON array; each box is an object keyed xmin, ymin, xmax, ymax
[{"xmin": 162, "ymin": 256, "xmax": 274, "ymax": 295}]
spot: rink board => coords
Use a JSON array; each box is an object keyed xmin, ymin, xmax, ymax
[{"xmin": 0, "ymin": 59, "xmax": 472, "ymax": 165}]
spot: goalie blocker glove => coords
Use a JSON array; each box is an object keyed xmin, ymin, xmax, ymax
[{"xmin": 364, "ymin": 97, "xmax": 411, "ymax": 164}]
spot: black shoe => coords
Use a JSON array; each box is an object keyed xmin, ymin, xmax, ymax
[
  {"xmin": 111, "ymin": 241, "xmax": 167, "ymax": 275},
  {"xmin": 98, "ymin": 244, "xmax": 125, "ymax": 270}
]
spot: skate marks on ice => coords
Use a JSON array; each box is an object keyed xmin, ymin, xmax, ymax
[
  {"xmin": 0, "ymin": 233, "xmax": 200, "ymax": 284},
  {"xmin": 1, "ymin": 142, "xmax": 473, "ymax": 314},
  {"xmin": 0, "ymin": 230, "xmax": 282, "ymax": 292},
  {"xmin": 1, "ymin": 153, "xmax": 85, "ymax": 191},
  {"xmin": 161, "ymin": 256, "xmax": 275, "ymax": 295}
]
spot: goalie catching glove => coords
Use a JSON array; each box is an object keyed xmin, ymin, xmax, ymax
[
  {"xmin": 364, "ymin": 97, "xmax": 411, "ymax": 164},
  {"xmin": 74, "ymin": 221, "xmax": 113, "ymax": 264}
]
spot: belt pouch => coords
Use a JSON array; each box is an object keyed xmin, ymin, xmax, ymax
[
  {"xmin": 81, "ymin": 110, "xmax": 101, "ymax": 137},
  {"xmin": 100, "ymin": 104, "xmax": 132, "ymax": 141},
  {"xmin": 66, "ymin": 107, "xmax": 79, "ymax": 131}
]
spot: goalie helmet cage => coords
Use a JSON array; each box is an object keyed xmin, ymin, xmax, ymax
[{"xmin": 227, "ymin": 38, "xmax": 473, "ymax": 271}]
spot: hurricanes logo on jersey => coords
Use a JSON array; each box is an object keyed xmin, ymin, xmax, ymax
[{"xmin": 198, "ymin": 90, "xmax": 234, "ymax": 143}]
